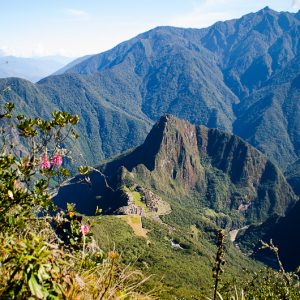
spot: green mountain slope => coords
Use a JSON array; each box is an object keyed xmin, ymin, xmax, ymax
[
  {"xmin": 0, "ymin": 76, "xmax": 152, "ymax": 166},
  {"xmin": 89, "ymin": 215, "xmax": 261, "ymax": 299},
  {"xmin": 1, "ymin": 8, "xmax": 299, "ymax": 169},
  {"xmin": 234, "ymin": 55, "xmax": 300, "ymax": 167},
  {"xmin": 0, "ymin": 77, "xmax": 57, "ymax": 117},
  {"xmin": 59, "ymin": 7, "xmax": 300, "ymax": 168},
  {"xmin": 54, "ymin": 115, "xmax": 297, "ymax": 298},
  {"xmin": 55, "ymin": 115, "xmax": 297, "ymax": 225},
  {"xmin": 285, "ymin": 159, "xmax": 300, "ymax": 196}
]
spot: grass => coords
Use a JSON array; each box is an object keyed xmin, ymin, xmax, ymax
[
  {"xmin": 123, "ymin": 185, "xmax": 149, "ymax": 212},
  {"xmin": 119, "ymin": 215, "xmax": 148, "ymax": 239},
  {"xmin": 132, "ymin": 191, "xmax": 148, "ymax": 211},
  {"xmin": 191, "ymin": 224, "xmax": 199, "ymax": 241},
  {"xmin": 88, "ymin": 215, "xmax": 262, "ymax": 299}
]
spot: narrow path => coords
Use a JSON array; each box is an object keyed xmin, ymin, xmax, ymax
[{"xmin": 229, "ymin": 226, "xmax": 249, "ymax": 242}]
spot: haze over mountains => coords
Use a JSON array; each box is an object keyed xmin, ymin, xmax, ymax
[{"xmin": 0, "ymin": 55, "xmax": 73, "ymax": 82}]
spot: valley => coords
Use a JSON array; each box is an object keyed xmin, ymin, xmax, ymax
[{"xmin": 0, "ymin": 5, "xmax": 299, "ymax": 299}]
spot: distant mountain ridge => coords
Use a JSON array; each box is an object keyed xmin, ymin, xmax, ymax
[
  {"xmin": 52, "ymin": 55, "xmax": 92, "ymax": 75},
  {"xmin": 0, "ymin": 8, "xmax": 299, "ymax": 172},
  {"xmin": 0, "ymin": 55, "xmax": 73, "ymax": 82}
]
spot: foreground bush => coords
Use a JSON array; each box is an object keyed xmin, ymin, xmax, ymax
[
  {"xmin": 209, "ymin": 234, "xmax": 300, "ymax": 300},
  {"xmin": 0, "ymin": 92, "xmax": 152, "ymax": 299}
]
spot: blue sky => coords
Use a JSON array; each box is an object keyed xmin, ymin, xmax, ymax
[{"xmin": 0, "ymin": 0, "xmax": 299, "ymax": 58}]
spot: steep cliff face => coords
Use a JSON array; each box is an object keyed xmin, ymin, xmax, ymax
[
  {"xmin": 139, "ymin": 115, "xmax": 206, "ymax": 191},
  {"xmin": 55, "ymin": 115, "xmax": 297, "ymax": 225},
  {"xmin": 197, "ymin": 127, "xmax": 296, "ymax": 222}
]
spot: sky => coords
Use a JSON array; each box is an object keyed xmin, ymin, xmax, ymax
[{"xmin": 0, "ymin": 0, "xmax": 299, "ymax": 58}]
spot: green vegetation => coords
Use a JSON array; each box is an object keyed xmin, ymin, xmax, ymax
[
  {"xmin": 90, "ymin": 214, "xmax": 300, "ymax": 299},
  {"xmin": 119, "ymin": 215, "xmax": 148, "ymax": 238},
  {"xmin": 0, "ymin": 76, "xmax": 152, "ymax": 169},
  {"xmin": 90, "ymin": 212, "xmax": 299, "ymax": 300},
  {"xmin": 53, "ymin": 114, "xmax": 299, "ymax": 298},
  {"xmin": 88, "ymin": 116, "xmax": 296, "ymax": 227},
  {"xmin": 0, "ymin": 97, "xmax": 151, "ymax": 299},
  {"xmin": 132, "ymin": 191, "xmax": 146, "ymax": 209},
  {"xmin": 1, "ymin": 8, "xmax": 300, "ymax": 295},
  {"xmin": 237, "ymin": 199, "xmax": 300, "ymax": 271},
  {"xmin": 123, "ymin": 185, "xmax": 149, "ymax": 212},
  {"xmin": 1, "ymin": 9, "xmax": 300, "ymax": 171},
  {"xmin": 89, "ymin": 215, "xmax": 261, "ymax": 299},
  {"xmin": 1, "ymin": 88, "xmax": 299, "ymax": 299},
  {"xmin": 286, "ymin": 159, "xmax": 300, "ymax": 196},
  {"xmin": 214, "ymin": 241, "xmax": 300, "ymax": 300}
]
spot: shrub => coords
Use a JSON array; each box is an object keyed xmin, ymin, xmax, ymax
[{"xmin": 0, "ymin": 91, "xmax": 152, "ymax": 299}]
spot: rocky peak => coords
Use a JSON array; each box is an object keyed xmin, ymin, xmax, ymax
[
  {"xmin": 131, "ymin": 115, "xmax": 297, "ymax": 222},
  {"xmin": 143, "ymin": 115, "xmax": 268, "ymax": 188},
  {"xmin": 56, "ymin": 115, "xmax": 297, "ymax": 225},
  {"xmin": 259, "ymin": 6, "xmax": 274, "ymax": 14},
  {"xmin": 148, "ymin": 115, "xmax": 204, "ymax": 190}
]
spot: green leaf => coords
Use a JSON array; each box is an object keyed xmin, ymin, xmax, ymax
[
  {"xmin": 61, "ymin": 168, "xmax": 70, "ymax": 177},
  {"xmin": 78, "ymin": 165, "xmax": 89, "ymax": 175},
  {"xmin": 28, "ymin": 274, "xmax": 44, "ymax": 299},
  {"xmin": 37, "ymin": 265, "xmax": 51, "ymax": 282}
]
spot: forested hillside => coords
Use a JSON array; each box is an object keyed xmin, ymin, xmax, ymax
[{"xmin": 0, "ymin": 8, "xmax": 299, "ymax": 171}]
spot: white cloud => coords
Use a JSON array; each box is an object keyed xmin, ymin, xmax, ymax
[
  {"xmin": 0, "ymin": 44, "xmax": 72, "ymax": 58},
  {"xmin": 0, "ymin": 45, "xmax": 19, "ymax": 56},
  {"xmin": 172, "ymin": 9, "xmax": 234, "ymax": 28},
  {"xmin": 292, "ymin": 0, "xmax": 300, "ymax": 10},
  {"xmin": 29, "ymin": 44, "xmax": 75, "ymax": 57},
  {"xmin": 170, "ymin": 0, "xmax": 295, "ymax": 29},
  {"xmin": 31, "ymin": 43, "xmax": 51, "ymax": 56},
  {"xmin": 171, "ymin": 0, "xmax": 239, "ymax": 28},
  {"xmin": 66, "ymin": 8, "xmax": 89, "ymax": 18}
]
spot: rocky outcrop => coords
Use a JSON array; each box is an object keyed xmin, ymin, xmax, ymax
[
  {"xmin": 116, "ymin": 204, "xmax": 144, "ymax": 215},
  {"xmin": 115, "ymin": 185, "xmax": 171, "ymax": 217},
  {"xmin": 115, "ymin": 189, "xmax": 145, "ymax": 216}
]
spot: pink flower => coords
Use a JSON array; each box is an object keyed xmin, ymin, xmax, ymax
[
  {"xmin": 80, "ymin": 224, "xmax": 89, "ymax": 235},
  {"xmin": 51, "ymin": 153, "xmax": 63, "ymax": 167},
  {"xmin": 40, "ymin": 153, "xmax": 50, "ymax": 170}
]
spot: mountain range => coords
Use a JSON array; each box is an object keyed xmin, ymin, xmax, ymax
[
  {"xmin": 0, "ymin": 8, "xmax": 299, "ymax": 174},
  {"xmin": 1, "ymin": 7, "xmax": 299, "ymax": 296}
]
